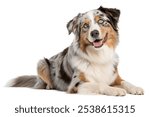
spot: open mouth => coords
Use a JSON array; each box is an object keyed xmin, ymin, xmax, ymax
[
  {"xmin": 92, "ymin": 39, "xmax": 103, "ymax": 48},
  {"xmin": 92, "ymin": 33, "xmax": 108, "ymax": 48}
]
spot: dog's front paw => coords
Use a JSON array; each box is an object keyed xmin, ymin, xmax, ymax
[
  {"xmin": 126, "ymin": 87, "xmax": 144, "ymax": 95},
  {"xmin": 121, "ymin": 81, "xmax": 144, "ymax": 95},
  {"xmin": 102, "ymin": 87, "xmax": 126, "ymax": 96}
]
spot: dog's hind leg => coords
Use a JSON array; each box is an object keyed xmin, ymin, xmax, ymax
[{"xmin": 37, "ymin": 58, "xmax": 53, "ymax": 89}]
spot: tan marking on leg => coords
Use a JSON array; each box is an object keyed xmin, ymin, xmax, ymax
[
  {"xmin": 79, "ymin": 72, "xmax": 88, "ymax": 82},
  {"xmin": 67, "ymin": 73, "xmax": 88, "ymax": 93},
  {"xmin": 37, "ymin": 59, "xmax": 53, "ymax": 89},
  {"xmin": 111, "ymin": 75, "xmax": 124, "ymax": 86},
  {"xmin": 67, "ymin": 87, "xmax": 78, "ymax": 93}
]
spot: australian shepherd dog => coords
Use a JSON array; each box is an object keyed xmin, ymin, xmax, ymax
[{"xmin": 7, "ymin": 6, "xmax": 144, "ymax": 96}]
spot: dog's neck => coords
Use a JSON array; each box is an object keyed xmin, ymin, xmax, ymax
[{"xmin": 70, "ymin": 40, "xmax": 116, "ymax": 65}]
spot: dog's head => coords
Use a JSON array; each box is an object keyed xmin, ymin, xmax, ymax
[{"xmin": 67, "ymin": 6, "xmax": 120, "ymax": 51}]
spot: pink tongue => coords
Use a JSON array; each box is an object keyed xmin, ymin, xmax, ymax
[{"xmin": 93, "ymin": 41, "xmax": 102, "ymax": 48}]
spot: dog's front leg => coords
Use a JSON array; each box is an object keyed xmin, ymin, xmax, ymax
[
  {"xmin": 67, "ymin": 71, "xmax": 86, "ymax": 93},
  {"xmin": 112, "ymin": 75, "xmax": 144, "ymax": 95},
  {"xmin": 67, "ymin": 71, "xmax": 103, "ymax": 95},
  {"xmin": 67, "ymin": 72, "xmax": 127, "ymax": 95},
  {"xmin": 77, "ymin": 82, "xmax": 126, "ymax": 96}
]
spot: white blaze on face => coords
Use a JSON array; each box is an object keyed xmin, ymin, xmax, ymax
[
  {"xmin": 83, "ymin": 10, "xmax": 108, "ymax": 43},
  {"xmin": 83, "ymin": 10, "xmax": 100, "ymax": 43}
]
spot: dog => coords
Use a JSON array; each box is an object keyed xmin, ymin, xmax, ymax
[{"xmin": 7, "ymin": 6, "xmax": 144, "ymax": 96}]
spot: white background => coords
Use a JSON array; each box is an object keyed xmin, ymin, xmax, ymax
[{"xmin": 0, "ymin": 0, "xmax": 150, "ymax": 117}]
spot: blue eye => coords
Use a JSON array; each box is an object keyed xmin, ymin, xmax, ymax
[{"xmin": 98, "ymin": 19, "xmax": 104, "ymax": 24}]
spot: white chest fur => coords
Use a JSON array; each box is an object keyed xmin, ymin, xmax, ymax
[
  {"xmin": 71, "ymin": 45, "xmax": 118, "ymax": 85},
  {"xmin": 84, "ymin": 62, "xmax": 117, "ymax": 85}
]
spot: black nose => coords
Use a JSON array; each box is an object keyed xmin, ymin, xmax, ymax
[{"xmin": 90, "ymin": 30, "xmax": 99, "ymax": 38}]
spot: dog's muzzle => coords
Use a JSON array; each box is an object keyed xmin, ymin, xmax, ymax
[{"xmin": 91, "ymin": 33, "xmax": 108, "ymax": 48}]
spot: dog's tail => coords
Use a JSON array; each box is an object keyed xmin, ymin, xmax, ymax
[
  {"xmin": 6, "ymin": 58, "xmax": 52, "ymax": 89},
  {"xmin": 6, "ymin": 75, "xmax": 46, "ymax": 89}
]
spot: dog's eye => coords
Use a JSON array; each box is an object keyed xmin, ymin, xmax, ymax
[
  {"xmin": 103, "ymin": 21, "xmax": 109, "ymax": 26},
  {"xmin": 98, "ymin": 19, "xmax": 104, "ymax": 24},
  {"xmin": 98, "ymin": 19, "xmax": 109, "ymax": 27},
  {"xmin": 82, "ymin": 23, "xmax": 89, "ymax": 30}
]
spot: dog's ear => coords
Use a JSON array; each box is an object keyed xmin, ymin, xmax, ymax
[
  {"xmin": 98, "ymin": 6, "xmax": 120, "ymax": 30},
  {"xmin": 67, "ymin": 13, "xmax": 82, "ymax": 35},
  {"xmin": 98, "ymin": 6, "xmax": 120, "ymax": 22}
]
